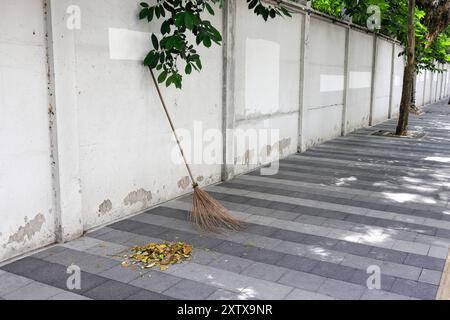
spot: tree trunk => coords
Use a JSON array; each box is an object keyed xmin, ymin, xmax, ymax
[{"xmin": 396, "ymin": 0, "xmax": 416, "ymax": 136}]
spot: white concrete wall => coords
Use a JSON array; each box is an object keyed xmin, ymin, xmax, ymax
[
  {"xmin": 372, "ymin": 38, "xmax": 393, "ymax": 123},
  {"xmin": 232, "ymin": 0, "xmax": 301, "ymax": 175},
  {"xmin": 71, "ymin": 0, "xmax": 224, "ymax": 230},
  {"xmin": 390, "ymin": 43, "xmax": 404, "ymax": 118},
  {"xmin": 345, "ymin": 30, "xmax": 373, "ymax": 132},
  {"xmin": 2, "ymin": 0, "xmax": 450, "ymax": 262},
  {"xmin": 0, "ymin": 0, "xmax": 56, "ymax": 261},
  {"xmin": 424, "ymin": 70, "xmax": 432, "ymax": 104},
  {"xmin": 303, "ymin": 17, "xmax": 346, "ymax": 149},
  {"xmin": 416, "ymin": 71, "xmax": 426, "ymax": 107}
]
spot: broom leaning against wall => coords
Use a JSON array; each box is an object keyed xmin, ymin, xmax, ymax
[{"xmin": 148, "ymin": 68, "xmax": 243, "ymax": 233}]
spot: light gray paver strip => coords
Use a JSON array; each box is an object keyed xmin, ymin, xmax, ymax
[{"xmin": 2, "ymin": 101, "xmax": 450, "ymax": 300}]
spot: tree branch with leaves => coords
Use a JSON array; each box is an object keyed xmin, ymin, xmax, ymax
[{"xmin": 139, "ymin": 0, "xmax": 293, "ymax": 88}]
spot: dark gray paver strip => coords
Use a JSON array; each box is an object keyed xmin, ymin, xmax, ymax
[
  {"xmin": 0, "ymin": 253, "xmax": 174, "ymax": 300},
  {"xmin": 101, "ymin": 215, "xmax": 435, "ymax": 291},
  {"xmin": 86, "ymin": 228, "xmax": 401, "ymax": 296},
  {"xmin": 2, "ymin": 101, "xmax": 450, "ymax": 300},
  {"xmin": 211, "ymin": 183, "xmax": 449, "ymax": 223},
  {"xmin": 217, "ymin": 181, "xmax": 447, "ymax": 236},
  {"xmin": 146, "ymin": 205, "xmax": 445, "ymax": 271}
]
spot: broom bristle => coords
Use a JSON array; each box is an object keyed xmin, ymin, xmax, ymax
[{"xmin": 190, "ymin": 187, "xmax": 244, "ymax": 233}]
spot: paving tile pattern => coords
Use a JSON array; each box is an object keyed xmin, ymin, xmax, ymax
[{"xmin": 1, "ymin": 101, "xmax": 450, "ymax": 300}]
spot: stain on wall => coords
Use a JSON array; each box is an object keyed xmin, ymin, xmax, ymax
[
  {"xmin": 123, "ymin": 188, "xmax": 153, "ymax": 209},
  {"xmin": 98, "ymin": 199, "xmax": 112, "ymax": 215},
  {"xmin": 177, "ymin": 176, "xmax": 191, "ymax": 190},
  {"xmin": 7, "ymin": 214, "xmax": 46, "ymax": 245}
]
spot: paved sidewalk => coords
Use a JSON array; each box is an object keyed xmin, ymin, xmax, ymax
[{"xmin": 2, "ymin": 101, "xmax": 450, "ymax": 300}]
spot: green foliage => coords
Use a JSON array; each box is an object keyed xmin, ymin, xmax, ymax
[
  {"xmin": 139, "ymin": 0, "xmax": 293, "ymax": 88},
  {"xmin": 311, "ymin": 0, "xmax": 450, "ymax": 72}
]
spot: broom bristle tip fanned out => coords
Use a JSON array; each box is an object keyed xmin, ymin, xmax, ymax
[{"xmin": 190, "ymin": 187, "xmax": 245, "ymax": 233}]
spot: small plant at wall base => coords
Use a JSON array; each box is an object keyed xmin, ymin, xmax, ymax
[{"xmin": 139, "ymin": 0, "xmax": 293, "ymax": 89}]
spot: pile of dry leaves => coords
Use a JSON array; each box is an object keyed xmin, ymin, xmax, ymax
[{"xmin": 122, "ymin": 242, "xmax": 193, "ymax": 271}]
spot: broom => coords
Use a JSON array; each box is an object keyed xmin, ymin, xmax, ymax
[{"xmin": 148, "ymin": 67, "xmax": 244, "ymax": 233}]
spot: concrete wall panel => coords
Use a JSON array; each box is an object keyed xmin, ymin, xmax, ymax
[
  {"xmin": 372, "ymin": 38, "xmax": 393, "ymax": 123},
  {"xmin": 0, "ymin": 0, "xmax": 55, "ymax": 261},
  {"xmin": 233, "ymin": 0, "xmax": 301, "ymax": 175},
  {"xmin": 304, "ymin": 18, "xmax": 346, "ymax": 148},
  {"xmin": 391, "ymin": 43, "xmax": 404, "ymax": 117},
  {"xmin": 346, "ymin": 30, "xmax": 373, "ymax": 132}
]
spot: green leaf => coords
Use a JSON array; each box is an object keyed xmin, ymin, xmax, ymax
[
  {"xmin": 185, "ymin": 12, "xmax": 195, "ymax": 30},
  {"xmin": 202, "ymin": 36, "xmax": 212, "ymax": 48},
  {"xmin": 158, "ymin": 70, "xmax": 168, "ymax": 83},
  {"xmin": 151, "ymin": 34, "xmax": 159, "ymax": 50},
  {"xmin": 185, "ymin": 64, "xmax": 192, "ymax": 75},
  {"xmin": 205, "ymin": 3, "xmax": 215, "ymax": 15},
  {"xmin": 139, "ymin": 8, "xmax": 148, "ymax": 20}
]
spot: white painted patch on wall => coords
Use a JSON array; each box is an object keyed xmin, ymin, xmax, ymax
[
  {"xmin": 394, "ymin": 75, "xmax": 401, "ymax": 86},
  {"xmin": 109, "ymin": 28, "xmax": 151, "ymax": 61},
  {"xmin": 349, "ymin": 71, "xmax": 371, "ymax": 89},
  {"xmin": 320, "ymin": 74, "xmax": 344, "ymax": 92},
  {"xmin": 245, "ymin": 38, "xmax": 280, "ymax": 116}
]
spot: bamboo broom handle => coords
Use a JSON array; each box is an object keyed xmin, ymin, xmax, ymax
[{"xmin": 148, "ymin": 67, "xmax": 198, "ymax": 188}]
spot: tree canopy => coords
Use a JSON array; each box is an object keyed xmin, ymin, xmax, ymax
[
  {"xmin": 139, "ymin": 0, "xmax": 293, "ymax": 88},
  {"xmin": 312, "ymin": 0, "xmax": 450, "ymax": 72},
  {"xmin": 139, "ymin": 0, "xmax": 450, "ymax": 88}
]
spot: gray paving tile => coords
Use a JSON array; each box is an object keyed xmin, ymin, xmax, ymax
[
  {"xmin": 189, "ymin": 235, "xmax": 224, "ymax": 249},
  {"xmin": 129, "ymin": 271, "xmax": 182, "ymax": 293},
  {"xmin": 418, "ymin": 269, "xmax": 443, "ymax": 286},
  {"xmin": 333, "ymin": 240, "xmax": 373, "ymax": 256},
  {"xmin": 42, "ymin": 248, "xmax": 90, "ymax": 266},
  {"xmin": 390, "ymin": 278, "xmax": 438, "ymax": 300},
  {"xmin": 285, "ymin": 288, "xmax": 335, "ymax": 300},
  {"xmin": 404, "ymin": 253, "xmax": 446, "ymax": 271},
  {"xmin": 0, "ymin": 272, "xmax": 33, "ymax": 297},
  {"xmin": 83, "ymin": 280, "xmax": 141, "ymax": 300},
  {"xmin": 31, "ymin": 246, "xmax": 67, "ymax": 260},
  {"xmin": 245, "ymin": 206, "xmax": 275, "ymax": 217},
  {"xmin": 126, "ymin": 289, "xmax": 173, "ymax": 300},
  {"xmin": 301, "ymin": 235, "xmax": 338, "ymax": 249},
  {"xmin": 76, "ymin": 255, "xmax": 119, "ymax": 274},
  {"xmin": 242, "ymin": 247, "xmax": 285, "ymax": 265},
  {"xmin": 163, "ymin": 279, "xmax": 217, "ymax": 300},
  {"xmin": 277, "ymin": 269, "xmax": 326, "ymax": 291},
  {"xmin": 348, "ymin": 269, "xmax": 396, "ymax": 291},
  {"xmin": 241, "ymin": 262, "xmax": 287, "ymax": 282},
  {"xmin": 24, "ymin": 261, "xmax": 69, "ymax": 285},
  {"xmin": 48, "ymin": 292, "xmax": 91, "ymax": 300},
  {"xmin": 207, "ymin": 289, "xmax": 253, "ymax": 300},
  {"xmin": 100, "ymin": 265, "xmax": 149, "ymax": 283},
  {"xmin": 240, "ymin": 279, "xmax": 293, "ymax": 300},
  {"xmin": 0, "ymin": 257, "xmax": 48, "ymax": 277},
  {"xmin": 3, "ymin": 281, "xmax": 62, "ymax": 300},
  {"xmin": 61, "ymin": 237, "xmax": 103, "ymax": 251},
  {"xmin": 310, "ymin": 261, "xmax": 357, "ymax": 282},
  {"xmin": 51, "ymin": 270, "xmax": 108, "ymax": 294},
  {"xmin": 267, "ymin": 202, "xmax": 297, "ymax": 211},
  {"xmin": 209, "ymin": 254, "xmax": 253, "ymax": 274},
  {"xmin": 243, "ymin": 224, "xmax": 276, "ymax": 237},
  {"xmin": 317, "ymin": 279, "xmax": 366, "ymax": 300},
  {"xmin": 270, "ymin": 229, "xmax": 306, "ymax": 243},
  {"xmin": 276, "ymin": 254, "xmax": 319, "ymax": 273},
  {"xmin": 191, "ymin": 249, "xmax": 221, "ymax": 265},
  {"xmin": 368, "ymin": 247, "xmax": 407, "ymax": 264},
  {"xmin": 360, "ymin": 289, "xmax": 410, "ymax": 300}
]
